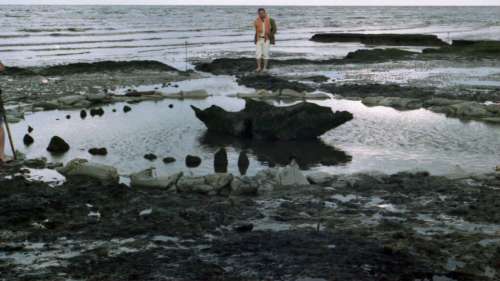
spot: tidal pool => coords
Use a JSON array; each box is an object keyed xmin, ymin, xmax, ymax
[{"xmin": 10, "ymin": 91, "xmax": 500, "ymax": 177}]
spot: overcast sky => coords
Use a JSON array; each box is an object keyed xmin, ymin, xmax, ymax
[{"xmin": 0, "ymin": 0, "xmax": 499, "ymax": 5}]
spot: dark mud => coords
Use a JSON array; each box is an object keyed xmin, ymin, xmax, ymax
[
  {"xmin": 2, "ymin": 60, "xmax": 180, "ymax": 76},
  {"xmin": 1, "ymin": 161, "xmax": 499, "ymax": 280},
  {"xmin": 236, "ymin": 74, "xmax": 314, "ymax": 92},
  {"xmin": 310, "ymin": 33, "xmax": 448, "ymax": 46}
]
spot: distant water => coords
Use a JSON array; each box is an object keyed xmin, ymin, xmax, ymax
[{"xmin": 1, "ymin": 5, "xmax": 500, "ymax": 68}]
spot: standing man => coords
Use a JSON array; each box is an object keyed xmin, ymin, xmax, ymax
[
  {"xmin": 0, "ymin": 61, "xmax": 5, "ymax": 163},
  {"xmin": 254, "ymin": 8, "xmax": 277, "ymax": 72}
]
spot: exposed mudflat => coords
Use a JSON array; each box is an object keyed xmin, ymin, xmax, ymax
[{"xmin": 1, "ymin": 161, "xmax": 499, "ymax": 281}]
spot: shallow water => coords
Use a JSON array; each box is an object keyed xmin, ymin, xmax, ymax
[
  {"xmin": 1, "ymin": 6, "xmax": 500, "ymax": 68},
  {"xmin": 10, "ymin": 77, "xmax": 500, "ymax": 176}
]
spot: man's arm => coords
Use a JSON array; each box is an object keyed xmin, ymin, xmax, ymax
[{"xmin": 270, "ymin": 18, "xmax": 277, "ymax": 35}]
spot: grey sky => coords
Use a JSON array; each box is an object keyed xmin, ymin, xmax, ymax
[{"xmin": 0, "ymin": 0, "xmax": 499, "ymax": 5}]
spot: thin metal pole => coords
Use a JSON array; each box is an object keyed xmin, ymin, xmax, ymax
[
  {"xmin": 185, "ymin": 40, "xmax": 188, "ymax": 72},
  {"xmin": 0, "ymin": 89, "xmax": 17, "ymax": 160}
]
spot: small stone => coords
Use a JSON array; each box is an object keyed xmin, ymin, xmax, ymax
[
  {"xmin": 144, "ymin": 153, "xmax": 157, "ymax": 161},
  {"xmin": 168, "ymin": 104, "xmax": 173, "ymax": 108},
  {"xmin": 89, "ymin": 147, "xmax": 108, "ymax": 156},
  {"xmin": 238, "ymin": 151, "xmax": 250, "ymax": 175},
  {"xmin": 66, "ymin": 115, "xmax": 71, "ymax": 119},
  {"xmin": 80, "ymin": 110, "xmax": 87, "ymax": 119},
  {"xmin": 90, "ymin": 108, "xmax": 104, "ymax": 117},
  {"xmin": 23, "ymin": 134, "xmax": 34, "ymax": 146},
  {"xmin": 123, "ymin": 105, "xmax": 132, "ymax": 113},
  {"xmin": 214, "ymin": 148, "xmax": 228, "ymax": 173},
  {"xmin": 163, "ymin": 157, "xmax": 176, "ymax": 164},
  {"xmin": 139, "ymin": 208, "xmax": 153, "ymax": 216},
  {"xmin": 233, "ymin": 222, "xmax": 254, "ymax": 233},
  {"xmin": 47, "ymin": 136, "xmax": 70, "ymax": 154},
  {"xmin": 186, "ymin": 155, "xmax": 202, "ymax": 168},
  {"xmin": 112, "ymin": 109, "xmax": 117, "ymax": 112},
  {"xmin": 27, "ymin": 126, "xmax": 34, "ymax": 133}
]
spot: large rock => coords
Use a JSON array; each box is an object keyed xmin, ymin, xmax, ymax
[
  {"xmin": 46, "ymin": 136, "xmax": 70, "ymax": 154},
  {"xmin": 231, "ymin": 176, "xmax": 259, "ymax": 195},
  {"xmin": 58, "ymin": 95, "xmax": 86, "ymax": 106},
  {"xmin": 191, "ymin": 99, "xmax": 353, "ymax": 141},
  {"xmin": 306, "ymin": 171, "xmax": 335, "ymax": 185},
  {"xmin": 57, "ymin": 158, "xmax": 119, "ymax": 184},
  {"xmin": 176, "ymin": 173, "xmax": 233, "ymax": 195},
  {"xmin": 276, "ymin": 160, "xmax": 309, "ymax": 186},
  {"xmin": 130, "ymin": 168, "xmax": 182, "ymax": 189}
]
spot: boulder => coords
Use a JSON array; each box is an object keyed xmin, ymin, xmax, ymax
[
  {"xmin": 28, "ymin": 126, "xmax": 34, "ymax": 133},
  {"xmin": 214, "ymin": 148, "xmax": 228, "ymax": 173},
  {"xmin": 280, "ymin": 89, "xmax": 305, "ymax": 98},
  {"xmin": 306, "ymin": 171, "xmax": 335, "ymax": 185},
  {"xmin": 87, "ymin": 93, "xmax": 108, "ymax": 103},
  {"xmin": 448, "ymin": 102, "xmax": 492, "ymax": 118},
  {"xmin": 231, "ymin": 176, "xmax": 259, "ymax": 195},
  {"xmin": 305, "ymin": 92, "xmax": 331, "ymax": 100},
  {"xmin": 80, "ymin": 110, "xmax": 87, "ymax": 119},
  {"xmin": 191, "ymin": 99, "xmax": 353, "ymax": 141},
  {"xmin": 176, "ymin": 173, "xmax": 233, "ymax": 195},
  {"xmin": 277, "ymin": 160, "xmax": 309, "ymax": 186},
  {"xmin": 47, "ymin": 136, "xmax": 70, "ymax": 154},
  {"xmin": 123, "ymin": 105, "xmax": 132, "ymax": 113},
  {"xmin": 58, "ymin": 95, "xmax": 85, "ymax": 106},
  {"xmin": 130, "ymin": 168, "xmax": 182, "ymax": 189},
  {"xmin": 34, "ymin": 101, "xmax": 59, "ymax": 111},
  {"xmin": 23, "ymin": 134, "xmax": 34, "ymax": 146},
  {"xmin": 185, "ymin": 155, "xmax": 202, "ymax": 168},
  {"xmin": 57, "ymin": 158, "xmax": 119, "ymax": 184}
]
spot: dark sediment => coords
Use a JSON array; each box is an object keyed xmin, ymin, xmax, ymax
[
  {"xmin": 237, "ymin": 73, "xmax": 314, "ymax": 92},
  {"xmin": 310, "ymin": 33, "xmax": 448, "ymax": 46},
  {"xmin": 192, "ymin": 99, "xmax": 353, "ymax": 141},
  {"xmin": 0, "ymin": 163, "xmax": 498, "ymax": 281},
  {"xmin": 2, "ymin": 60, "xmax": 179, "ymax": 76}
]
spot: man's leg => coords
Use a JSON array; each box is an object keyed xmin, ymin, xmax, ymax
[
  {"xmin": 0, "ymin": 126, "xmax": 5, "ymax": 162},
  {"xmin": 262, "ymin": 40, "xmax": 270, "ymax": 71},
  {"xmin": 256, "ymin": 39, "xmax": 263, "ymax": 72}
]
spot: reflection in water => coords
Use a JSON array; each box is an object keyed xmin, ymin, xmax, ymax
[{"xmin": 200, "ymin": 131, "xmax": 352, "ymax": 170}]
